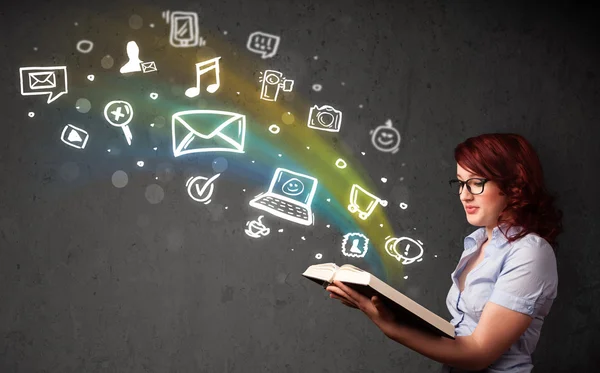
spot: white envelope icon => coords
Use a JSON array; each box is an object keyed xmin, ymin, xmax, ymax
[
  {"xmin": 29, "ymin": 71, "xmax": 56, "ymax": 90},
  {"xmin": 172, "ymin": 109, "xmax": 246, "ymax": 157},
  {"xmin": 141, "ymin": 61, "xmax": 157, "ymax": 73}
]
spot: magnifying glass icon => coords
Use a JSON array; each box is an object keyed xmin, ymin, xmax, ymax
[{"xmin": 103, "ymin": 100, "xmax": 134, "ymax": 145}]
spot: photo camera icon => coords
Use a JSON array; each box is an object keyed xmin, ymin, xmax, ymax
[
  {"xmin": 307, "ymin": 105, "xmax": 343, "ymax": 132},
  {"xmin": 19, "ymin": 66, "xmax": 68, "ymax": 104}
]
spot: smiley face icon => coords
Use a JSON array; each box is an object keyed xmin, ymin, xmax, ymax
[
  {"xmin": 371, "ymin": 119, "xmax": 401, "ymax": 153},
  {"xmin": 281, "ymin": 177, "xmax": 305, "ymax": 196}
]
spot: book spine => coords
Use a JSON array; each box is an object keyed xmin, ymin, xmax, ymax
[{"xmin": 328, "ymin": 269, "xmax": 338, "ymax": 284}]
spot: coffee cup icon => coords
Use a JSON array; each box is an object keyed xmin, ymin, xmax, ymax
[{"xmin": 245, "ymin": 216, "xmax": 271, "ymax": 238}]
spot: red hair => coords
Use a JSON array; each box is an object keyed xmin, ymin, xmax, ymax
[{"xmin": 454, "ymin": 133, "xmax": 563, "ymax": 248}]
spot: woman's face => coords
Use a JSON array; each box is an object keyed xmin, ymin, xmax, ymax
[{"xmin": 456, "ymin": 163, "xmax": 508, "ymax": 228}]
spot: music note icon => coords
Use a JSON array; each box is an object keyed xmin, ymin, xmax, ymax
[{"xmin": 185, "ymin": 57, "xmax": 222, "ymax": 98}]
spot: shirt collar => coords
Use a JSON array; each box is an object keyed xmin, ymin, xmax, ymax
[{"xmin": 464, "ymin": 224, "xmax": 525, "ymax": 251}]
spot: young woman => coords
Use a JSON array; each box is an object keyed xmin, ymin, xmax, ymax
[{"xmin": 326, "ymin": 133, "xmax": 562, "ymax": 372}]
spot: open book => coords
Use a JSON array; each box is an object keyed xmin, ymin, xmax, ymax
[{"xmin": 302, "ymin": 263, "xmax": 455, "ymax": 339}]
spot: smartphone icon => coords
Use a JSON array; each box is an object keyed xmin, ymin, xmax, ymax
[{"xmin": 169, "ymin": 11, "xmax": 199, "ymax": 47}]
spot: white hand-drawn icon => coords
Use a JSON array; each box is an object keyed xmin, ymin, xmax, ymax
[
  {"xmin": 103, "ymin": 100, "xmax": 134, "ymax": 145},
  {"xmin": 60, "ymin": 124, "xmax": 89, "ymax": 149},
  {"xmin": 341, "ymin": 232, "xmax": 369, "ymax": 258},
  {"xmin": 245, "ymin": 215, "xmax": 271, "ymax": 238},
  {"xmin": 162, "ymin": 10, "xmax": 200, "ymax": 48},
  {"xmin": 119, "ymin": 41, "xmax": 157, "ymax": 74},
  {"xmin": 172, "ymin": 110, "xmax": 246, "ymax": 157},
  {"xmin": 385, "ymin": 236, "xmax": 424, "ymax": 265},
  {"xmin": 76, "ymin": 40, "xmax": 94, "ymax": 54},
  {"xmin": 347, "ymin": 184, "xmax": 388, "ymax": 220},
  {"xmin": 185, "ymin": 57, "xmax": 221, "ymax": 97},
  {"xmin": 141, "ymin": 61, "xmax": 157, "ymax": 73},
  {"xmin": 120, "ymin": 41, "xmax": 143, "ymax": 73},
  {"xmin": 268, "ymin": 124, "xmax": 280, "ymax": 134},
  {"xmin": 259, "ymin": 70, "xmax": 294, "ymax": 101},
  {"xmin": 247, "ymin": 31, "xmax": 280, "ymax": 59},
  {"xmin": 19, "ymin": 66, "xmax": 68, "ymax": 104},
  {"xmin": 335, "ymin": 158, "xmax": 347, "ymax": 169},
  {"xmin": 307, "ymin": 105, "xmax": 342, "ymax": 132},
  {"xmin": 249, "ymin": 168, "xmax": 318, "ymax": 226},
  {"xmin": 371, "ymin": 119, "xmax": 401, "ymax": 153},
  {"xmin": 186, "ymin": 173, "xmax": 220, "ymax": 204}
]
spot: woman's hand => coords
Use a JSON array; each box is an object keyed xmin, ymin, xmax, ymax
[{"xmin": 326, "ymin": 280, "xmax": 399, "ymax": 336}]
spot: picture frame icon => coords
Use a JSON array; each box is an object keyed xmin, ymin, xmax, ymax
[
  {"xmin": 60, "ymin": 124, "xmax": 89, "ymax": 149},
  {"xmin": 341, "ymin": 232, "xmax": 370, "ymax": 258}
]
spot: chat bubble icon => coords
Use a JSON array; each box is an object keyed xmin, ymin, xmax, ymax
[
  {"xmin": 19, "ymin": 66, "xmax": 68, "ymax": 104},
  {"xmin": 246, "ymin": 31, "xmax": 281, "ymax": 59}
]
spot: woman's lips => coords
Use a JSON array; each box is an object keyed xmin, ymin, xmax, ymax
[{"xmin": 465, "ymin": 206, "xmax": 479, "ymax": 214}]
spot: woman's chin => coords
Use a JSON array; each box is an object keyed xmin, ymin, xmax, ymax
[{"xmin": 466, "ymin": 215, "xmax": 482, "ymax": 226}]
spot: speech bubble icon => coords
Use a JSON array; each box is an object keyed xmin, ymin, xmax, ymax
[
  {"xmin": 19, "ymin": 66, "xmax": 68, "ymax": 104},
  {"xmin": 384, "ymin": 236, "xmax": 424, "ymax": 265},
  {"xmin": 246, "ymin": 31, "xmax": 281, "ymax": 59}
]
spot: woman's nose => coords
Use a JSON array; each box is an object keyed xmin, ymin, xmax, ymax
[{"xmin": 460, "ymin": 187, "xmax": 473, "ymax": 201}]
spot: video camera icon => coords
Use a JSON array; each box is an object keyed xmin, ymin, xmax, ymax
[{"xmin": 259, "ymin": 70, "xmax": 294, "ymax": 102}]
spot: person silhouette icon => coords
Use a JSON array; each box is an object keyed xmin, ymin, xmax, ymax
[{"xmin": 119, "ymin": 41, "xmax": 143, "ymax": 74}]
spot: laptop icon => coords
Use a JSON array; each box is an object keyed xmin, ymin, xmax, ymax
[{"xmin": 249, "ymin": 168, "xmax": 318, "ymax": 226}]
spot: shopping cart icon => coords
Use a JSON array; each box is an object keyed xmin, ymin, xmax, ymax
[{"xmin": 347, "ymin": 184, "xmax": 388, "ymax": 220}]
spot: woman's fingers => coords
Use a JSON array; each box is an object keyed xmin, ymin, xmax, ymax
[
  {"xmin": 326, "ymin": 285, "xmax": 353, "ymax": 301},
  {"xmin": 341, "ymin": 300, "xmax": 359, "ymax": 309},
  {"xmin": 332, "ymin": 280, "xmax": 361, "ymax": 303},
  {"xmin": 330, "ymin": 293, "xmax": 358, "ymax": 308},
  {"xmin": 327, "ymin": 287, "xmax": 356, "ymax": 304}
]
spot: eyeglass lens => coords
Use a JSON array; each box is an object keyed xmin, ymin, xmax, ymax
[{"xmin": 451, "ymin": 179, "xmax": 485, "ymax": 195}]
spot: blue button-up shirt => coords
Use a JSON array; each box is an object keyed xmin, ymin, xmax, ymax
[{"xmin": 442, "ymin": 225, "xmax": 558, "ymax": 372}]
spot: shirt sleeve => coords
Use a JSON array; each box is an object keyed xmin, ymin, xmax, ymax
[{"xmin": 488, "ymin": 236, "xmax": 558, "ymax": 317}]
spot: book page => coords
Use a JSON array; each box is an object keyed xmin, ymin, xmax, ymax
[
  {"xmin": 339, "ymin": 264, "xmax": 366, "ymax": 273},
  {"xmin": 302, "ymin": 263, "xmax": 338, "ymax": 282}
]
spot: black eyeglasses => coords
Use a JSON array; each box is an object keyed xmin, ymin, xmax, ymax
[{"xmin": 448, "ymin": 178, "xmax": 489, "ymax": 195}]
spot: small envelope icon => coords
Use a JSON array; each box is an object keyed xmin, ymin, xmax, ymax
[
  {"xmin": 29, "ymin": 71, "xmax": 56, "ymax": 90},
  {"xmin": 141, "ymin": 61, "xmax": 157, "ymax": 73},
  {"xmin": 172, "ymin": 110, "xmax": 246, "ymax": 157}
]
